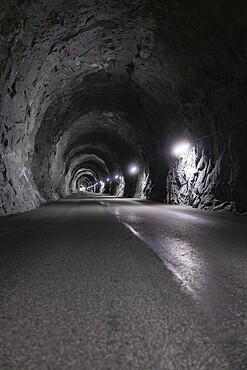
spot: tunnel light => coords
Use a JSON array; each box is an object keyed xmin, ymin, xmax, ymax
[
  {"xmin": 129, "ymin": 166, "xmax": 138, "ymax": 174},
  {"xmin": 87, "ymin": 183, "xmax": 98, "ymax": 190},
  {"xmin": 106, "ymin": 178, "xmax": 110, "ymax": 182},
  {"xmin": 115, "ymin": 175, "xmax": 119, "ymax": 179},
  {"xmin": 173, "ymin": 142, "xmax": 190, "ymax": 156}
]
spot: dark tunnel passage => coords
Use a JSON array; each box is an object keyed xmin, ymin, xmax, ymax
[
  {"xmin": 1, "ymin": 2, "xmax": 247, "ymax": 369},
  {"xmin": 0, "ymin": 0, "xmax": 246, "ymax": 215}
]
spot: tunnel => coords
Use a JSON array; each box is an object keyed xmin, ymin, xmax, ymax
[
  {"xmin": 1, "ymin": 1, "xmax": 247, "ymax": 369},
  {"xmin": 0, "ymin": 0, "xmax": 246, "ymax": 215}
]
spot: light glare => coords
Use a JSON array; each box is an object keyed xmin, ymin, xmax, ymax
[
  {"xmin": 130, "ymin": 166, "xmax": 138, "ymax": 174},
  {"xmin": 173, "ymin": 142, "xmax": 190, "ymax": 156}
]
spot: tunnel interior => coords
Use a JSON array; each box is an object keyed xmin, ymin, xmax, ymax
[{"xmin": 0, "ymin": 0, "xmax": 246, "ymax": 215}]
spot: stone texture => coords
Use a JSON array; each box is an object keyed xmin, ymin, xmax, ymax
[{"xmin": 0, "ymin": 0, "xmax": 246, "ymax": 215}]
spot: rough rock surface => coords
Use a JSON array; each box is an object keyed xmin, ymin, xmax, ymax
[
  {"xmin": 0, "ymin": 0, "xmax": 246, "ymax": 215},
  {"xmin": 167, "ymin": 144, "xmax": 246, "ymax": 213}
]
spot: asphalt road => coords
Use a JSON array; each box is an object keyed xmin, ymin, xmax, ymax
[{"xmin": 1, "ymin": 193, "xmax": 247, "ymax": 369}]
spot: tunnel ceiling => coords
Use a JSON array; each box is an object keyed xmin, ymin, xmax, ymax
[{"xmin": 0, "ymin": 0, "xmax": 247, "ymax": 215}]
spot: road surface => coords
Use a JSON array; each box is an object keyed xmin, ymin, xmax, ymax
[{"xmin": 1, "ymin": 193, "xmax": 247, "ymax": 369}]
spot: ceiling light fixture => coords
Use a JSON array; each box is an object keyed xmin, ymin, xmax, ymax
[
  {"xmin": 129, "ymin": 166, "xmax": 138, "ymax": 174},
  {"xmin": 173, "ymin": 142, "xmax": 190, "ymax": 156}
]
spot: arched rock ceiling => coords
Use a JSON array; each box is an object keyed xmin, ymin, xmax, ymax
[
  {"xmin": 72, "ymin": 169, "xmax": 97, "ymax": 192},
  {"xmin": 69, "ymin": 154, "xmax": 109, "ymax": 181},
  {"xmin": 64, "ymin": 144, "xmax": 119, "ymax": 175}
]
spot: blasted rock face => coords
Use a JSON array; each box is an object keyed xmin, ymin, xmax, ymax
[
  {"xmin": 167, "ymin": 144, "xmax": 247, "ymax": 214},
  {"xmin": 0, "ymin": 0, "xmax": 246, "ymax": 215}
]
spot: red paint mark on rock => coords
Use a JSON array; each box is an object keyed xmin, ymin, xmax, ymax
[{"xmin": 72, "ymin": 47, "xmax": 77, "ymax": 54}]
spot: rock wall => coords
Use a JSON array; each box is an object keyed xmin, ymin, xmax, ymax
[{"xmin": 167, "ymin": 133, "xmax": 247, "ymax": 214}]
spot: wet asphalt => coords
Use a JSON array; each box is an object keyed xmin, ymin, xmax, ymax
[{"xmin": 0, "ymin": 193, "xmax": 247, "ymax": 369}]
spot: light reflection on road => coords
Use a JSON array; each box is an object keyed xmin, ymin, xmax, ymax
[
  {"xmin": 100, "ymin": 197, "xmax": 247, "ymax": 322},
  {"xmin": 110, "ymin": 207, "xmax": 206, "ymax": 298},
  {"xmin": 85, "ymin": 194, "xmax": 247, "ymax": 366}
]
